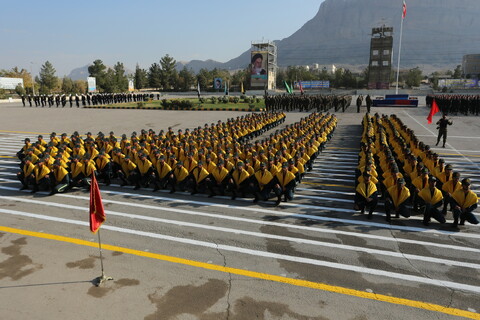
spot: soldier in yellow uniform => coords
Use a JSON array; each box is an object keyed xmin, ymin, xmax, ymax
[
  {"xmin": 168, "ymin": 161, "xmax": 189, "ymax": 194},
  {"xmin": 354, "ymin": 172, "xmax": 378, "ymax": 219},
  {"xmin": 385, "ymin": 178, "xmax": 411, "ymax": 222},
  {"xmin": 50, "ymin": 160, "xmax": 70, "ymax": 195},
  {"xmin": 451, "ymin": 178, "xmax": 479, "ymax": 228},
  {"xmin": 417, "ymin": 176, "xmax": 445, "ymax": 226},
  {"xmin": 207, "ymin": 160, "xmax": 230, "ymax": 198},
  {"xmin": 118, "ymin": 155, "xmax": 137, "ymax": 186},
  {"xmin": 17, "ymin": 156, "xmax": 35, "ymax": 190},
  {"xmin": 134, "ymin": 153, "xmax": 154, "ymax": 190},
  {"xmin": 95, "ymin": 151, "xmax": 112, "ymax": 185},
  {"xmin": 441, "ymin": 171, "xmax": 461, "ymax": 216},
  {"xmin": 251, "ymin": 162, "xmax": 275, "ymax": 203},
  {"xmin": 273, "ymin": 162, "xmax": 296, "ymax": 206},
  {"xmin": 31, "ymin": 158, "xmax": 52, "ymax": 193},
  {"xmin": 152, "ymin": 155, "xmax": 172, "ymax": 191},
  {"xmin": 228, "ymin": 161, "xmax": 251, "ymax": 200},
  {"xmin": 189, "ymin": 161, "xmax": 210, "ymax": 195},
  {"xmin": 411, "ymin": 168, "xmax": 430, "ymax": 211}
]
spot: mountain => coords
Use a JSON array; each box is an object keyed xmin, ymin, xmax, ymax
[
  {"xmin": 67, "ymin": 65, "xmax": 90, "ymax": 81},
  {"xmin": 179, "ymin": 0, "xmax": 480, "ymax": 73}
]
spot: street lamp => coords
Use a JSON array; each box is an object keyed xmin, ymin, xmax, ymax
[{"xmin": 30, "ymin": 62, "xmax": 35, "ymax": 95}]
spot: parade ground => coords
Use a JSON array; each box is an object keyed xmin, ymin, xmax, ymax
[{"xmin": 0, "ymin": 99, "xmax": 479, "ymax": 320}]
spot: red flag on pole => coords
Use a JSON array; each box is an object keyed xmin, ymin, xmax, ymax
[
  {"xmin": 402, "ymin": 1, "xmax": 407, "ymax": 19},
  {"xmin": 89, "ymin": 174, "xmax": 106, "ymax": 233},
  {"xmin": 299, "ymin": 81, "xmax": 304, "ymax": 94},
  {"xmin": 427, "ymin": 99, "xmax": 440, "ymax": 124}
]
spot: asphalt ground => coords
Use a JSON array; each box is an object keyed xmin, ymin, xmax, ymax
[{"xmin": 0, "ymin": 100, "xmax": 479, "ymax": 320}]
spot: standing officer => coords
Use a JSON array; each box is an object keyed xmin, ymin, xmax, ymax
[
  {"xmin": 435, "ymin": 114, "xmax": 453, "ymax": 148},
  {"xmin": 365, "ymin": 95, "xmax": 372, "ymax": 113},
  {"xmin": 356, "ymin": 95, "xmax": 363, "ymax": 113}
]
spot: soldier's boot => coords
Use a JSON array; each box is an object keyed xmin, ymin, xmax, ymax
[{"xmin": 275, "ymin": 196, "xmax": 282, "ymax": 206}]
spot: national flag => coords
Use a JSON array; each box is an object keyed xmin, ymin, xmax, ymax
[
  {"xmin": 402, "ymin": 1, "xmax": 407, "ymax": 19},
  {"xmin": 196, "ymin": 82, "xmax": 201, "ymax": 98},
  {"xmin": 427, "ymin": 98, "xmax": 440, "ymax": 124},
  {"xmin": 284, "ymin": 81, "xmax": 291, "ymax": 94},
  {"xmin": 299, "ymin": 81, "xmax": 304, "ymax": 94},
  {"xmin": 89, "ymin": 173, "xmax": 105, "ymax": 233}
]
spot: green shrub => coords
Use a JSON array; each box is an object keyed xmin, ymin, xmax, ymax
[
  {"xmin": 210, "ymin": 96, "xmax": 217, "ymax": 104},
  {"xmin": 240, "ymin": 95, "xmax": 246, "ymax": 100},
  {"xmin": 199, "ymin": 97, "xmax": 205, "ymax": 103},
  {"xmin": 137, "ymin": 102, "xmax": 145, "ymax": 108},
  {"xmin": 233, "ymin": 96, "xmax": 240, "ymax": 104},
  {"xmin": 161, "ymin": 99, "xmax": 171, "ymax": 107}
]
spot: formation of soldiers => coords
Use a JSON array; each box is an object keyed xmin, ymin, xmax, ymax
[
  {"xmin": 265, "ymin": 94, "xmax": 352, "ymax": 113},
  {"xmin": 426, "ymin": 94, "xmax": 480, "ymax": 116},
  {"xmin": 21, "ymin": 92, "xmax": 160, "ymax": 108},
  {"xmin": 16, "ymin": 111, "xmax": 337, "ymax": 205},
  {"xmin": 355, "ymin": 113, "xmax": 478, "ymax": 229}
]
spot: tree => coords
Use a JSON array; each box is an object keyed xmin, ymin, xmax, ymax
[
  {"xmin": 177, "ymin": 67, "xmax": 195, "ymax": 91},
  {"xmin": 197, "ymin": 68, "xmax": 210, "ymax": 91},
  {"xmin": 61, "ymin": 77, "xmax": 74, "ymax": 93},
  {"xmin": 38, "ymin": 61, "xmax": 58, "ymax": 94},
  {"xmin": 88, "ymin": 59, "xmax": 107, "ymax": 92},
  {"xmin": 405, "ymin": 67, "xmax": 423, "ymax": 88},
  {"xmin": 113, "ymin": 62, "xmax": 128, "ymax": 92},
  {"xmin": 148, "ymin": 63, "xmax": 162, "ymax": 89},
  {"xmin": 453, "ymin": 65, "xmax": 462, "ymax": 78},
  {"xmin": 430, "ymin": 71, "xmax": 440, "ymax": 90},
  {"xmin": 134, "ymin": 64, "xmax": 148, "ymax": 90},
  {"xmin": 103, "ymin": 69, "xmax": 118, "ymax": 93},
  {"xmin": 159, "ymin": 54, "xmax": 178, "ymax": 90},
  {"xmin": 73, "ymin": 80, "xmax": 87, "ymax": 94}
]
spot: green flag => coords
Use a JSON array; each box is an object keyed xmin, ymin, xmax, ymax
[{"xmin": 284, "ymin": 81, "xmax": 291, "ymax": 93}]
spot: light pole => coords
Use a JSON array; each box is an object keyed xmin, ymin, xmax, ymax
[{"xmin": 30, "ymin": 62, "xmax": 35, "ymax": 95}]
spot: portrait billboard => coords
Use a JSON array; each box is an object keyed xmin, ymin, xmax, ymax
[
  {"xmin": 128, "ymin": 79, "xmax": 134, "ymax": 92},
  {"xmin": 87, "ymin": 77, "xmax": 96, "ymax": 92},
  {"xmin": 213, "ymin": 78, "xmax": 222, "ymax": 90},
  {"xmin": 250, "ymin": 51, "xmax": 268, "ymax": 87}
]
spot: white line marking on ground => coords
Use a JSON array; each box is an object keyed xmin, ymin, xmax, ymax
[{"xmin": 1, "ymin": 207, "xmax": 480, "ymax": 294}]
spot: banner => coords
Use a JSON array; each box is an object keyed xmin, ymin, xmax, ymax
[
  {"xmin": 0, "ymin": 77, "xmax": 24, "ymax": 90},
  {"xmin": 250, "ymin": 51, "xmax": 268, "ymax": 87},
  {"xmin": 438, "ymin": 79, "xmax": 478, "ymax": 88},
  {"xmin": 128, "ymin": 79, "xmax": 134, "ymax": 92},
  {"xmin": 87, "ymin": 77, "xmax": 96, "ymax": 93},
  {"xmin": 294, "ymin": 81, "xmax": 330, "ymax": 89}
]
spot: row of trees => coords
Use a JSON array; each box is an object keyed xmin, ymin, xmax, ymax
[{"xmin": 0, "ymin": 56, "xmax": 467, "ymax": 96}]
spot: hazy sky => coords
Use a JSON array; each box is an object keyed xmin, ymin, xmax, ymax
[{"xmin": 1, "ymin": 0, "xmax": 323, "ymax": 77}]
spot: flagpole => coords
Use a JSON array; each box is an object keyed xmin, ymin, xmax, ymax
[
  {"xmin": 395, "ymin": 2, "xmax": 405, "ymax": 94},
  {"xmin": 94, "ymin": 229, "xmax": 113, "ymax": 286}
]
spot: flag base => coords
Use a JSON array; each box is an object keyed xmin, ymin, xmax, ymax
[{"xmin": 94, "ymin": 273, "xmax": 114, "ymax": 287}]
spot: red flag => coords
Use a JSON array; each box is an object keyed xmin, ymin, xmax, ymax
[
  {"xmin": 427, "ymin": 99, "xmax": 440, "ymax": 124},
  {"xmin": 299, "ymin": 81, "xmax": 304, "ymax": 94},
  {"xmin": 402, "ymin": 1, "xmax": 407, "ymax": 19},
  {"xmin": 89, "ymin": 174, "xmax": 105, "ymax": 233}
]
